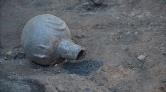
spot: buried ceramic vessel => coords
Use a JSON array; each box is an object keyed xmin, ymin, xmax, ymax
[{"xmin": 21, "ymin": 14, "xmax": 86, "ymax": 65}]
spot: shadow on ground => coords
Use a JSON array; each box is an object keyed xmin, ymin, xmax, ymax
[{"xmin": 63, "ymin": 59, "xmax": 103, "ymax": 76}]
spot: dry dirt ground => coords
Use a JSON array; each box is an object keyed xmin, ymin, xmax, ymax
[{"xmin": 0, "ymin": 0, "xmax": 166, "ymax": 92}]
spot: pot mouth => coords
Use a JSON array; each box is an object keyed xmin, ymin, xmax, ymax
[
  {"xmin": 57, "ymin": 40, "xmax": 86, "ymax": 60},
  {"xmin": 76, "ymin": 49, "xmax": 86, "ymax": 60}
]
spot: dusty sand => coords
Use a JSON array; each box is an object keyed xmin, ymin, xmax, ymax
[{"xmin": 0, "ymin": 0, "xmax": 166, "ymax": 92}]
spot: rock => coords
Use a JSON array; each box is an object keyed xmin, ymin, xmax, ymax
[
  {"xmin": 137, "ymin": 55, "xmax": 146, "ymax": 61},
  {"xmin": 4, "ymin": 51, "xmax": 12, "ymax": 60},
  {"xmin": 56, "ymin": 84, "xmax": 65, "ymax": 92},
  {"xmin": 14, "ymin": 52, "xmax": 25, "ymax": 59},
  {"xmin": 134, "ymin": 31, "xmax": 138, "ymax": 35},
  {"xmin": 89, "ymin": 0, "xmax": 105, "ymax": 6},
  {"xmin": 6, "ymin": 51, "xmax": 12, "ymax": 56},
  {"xmin": 121, "ymin": 45, "xmax": 129, "ymax": 51}
]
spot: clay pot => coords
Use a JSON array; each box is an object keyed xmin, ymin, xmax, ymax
[{"xmin": 21, "ymin": 14, "xmax": 85, "ymax": 65}]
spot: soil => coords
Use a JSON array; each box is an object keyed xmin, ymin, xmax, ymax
[{"xmin": 0, "ymin": 0, "xmax": 166, "ymax": 92}]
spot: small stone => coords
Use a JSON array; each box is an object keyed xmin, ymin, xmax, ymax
[
  {"xmin": 84, "ymin": 88, "xmax": 92, "ymax": 92},
  {"xmin": 134, "ymin": 31, "xmax": 138, "ymax": 35},
  {"xmin": 56, "ymin": 84, "xmax": 65, "ymax": 92},
  {"xmin": 121, "ymin": 45, "xmax": 129, "ymax": 51},
  {"xmin": 126, "ymin": 31, "xmax": 131, "ymax": 35},
  {"xmin": 3, "ymin": 50, "xmax": 13, "ymax": 60},
  {"xmin": 89, "ymin": 0, "xmax": 104, "ymax": 6},
  {"xmin": 137, "ymin": 55, "xmax": 146, "ymax": 61},
  {"xmin": 6, "ymin": 51, "xmax": 12, "ymax": 56},
  {"xmin": 162, "ymin": 52, "xmax": 166, "ymax": 56},
  {"xmin": 74, "ymin": 34, "xmax": 85, "ymax": 39},
  {"xmin": 4, "ymin": 56, "xmax": 8, "ymax": 60},
  {"xmin": 14, "ymin": 52, "xmax": 25, "ymax": 59}
]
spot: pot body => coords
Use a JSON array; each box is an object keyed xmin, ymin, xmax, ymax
[{"xmin": 21, "ymin": 14, "xmax": 72, "ymax": 65}]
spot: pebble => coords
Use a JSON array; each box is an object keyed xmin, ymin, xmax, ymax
[
  {"xmin": 6, "ymin": 51, "xmax": 12, "ymax": 56},
  {"xmin": 137, "ymin": 55, "xmax": 146, "ymax": 61},
  {"xmin": 121, "ymin": 45, "xmax": 129, "ymax": 51},
  {"xmin": 89, "ymin": 0, "xmax": 104, "ymax": 5},
  {"xmin": 134, "ymin": 31, "xmax": 138, "ymax": 35},
  {"xmin": 56, "ymin": 84, "xmax": 65, "ymax": 92}
]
